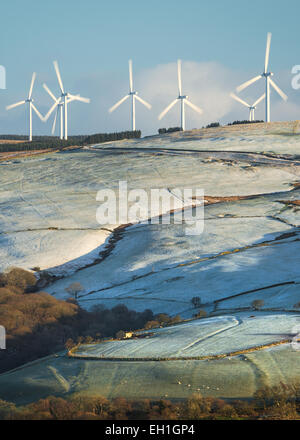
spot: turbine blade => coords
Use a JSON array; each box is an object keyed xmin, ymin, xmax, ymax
[
  {"xmin": 109, "ymin": 94, "xmax": 130, "ymax": 113},
  {"xmin": 68, "ymin": 94, "xmax": 90, "ymax": 103},
  {"xmin": 28, "ymin": 72, "xmax": 36, "ymax": 99},
  {"xmin": 252, "ymin": 93, "xmax": 266, "ymax": 107},
  {"xmin": 158, "ymin": 99, "xmax": 178, "ymax": 120},
  {"xmin": 236, "ymin": 75, "xmax": 262, "ymax": 93},
  {"xmin": 6, "ymin": 100, "xmax": 26, "ymax": 110},
  {"xmin": 43, "ymin": 83, "xmax": 59, "ymax": 103},
  {"xmin": 66, "ymin": 95, "xmax": 78, "ymax": 104},
  {"xmin": 177, "ymin": 59, "xmax": 182, "ymax": 96},
  {"xmin": 31, "ymin": 104, "xmax": 44, "ymax": 121},
  {"xmin": 264, "ymin": 32, "xmax": 272, "ymax": 74},
  {"xmin": 230, "ymin": 92, "xmax": 250, "ymax": 108},
  {"xmin": 51, "ymin": 107, "xmax": 58, "ymax": 135},
  {"xmin": 129, "ymin": 59, "xmax": 133, "ymax": 93},
  {"xmin": 185, "ymin": 99, "xmax": 203, "ymax": 114},
  {"xmin": 135, "ymin": 94, "xmax": 151, "ymax": 109},
  {"xmin": 269, "ymin": 78, "xmax": 288, "ymax": 101},
  {"xmin": 44, "ymin": 101, "xmax": 59, "ymax": 121},
  {"xmin": 53, "ymin": 60, "xmax": 64, "ymax": 94}
]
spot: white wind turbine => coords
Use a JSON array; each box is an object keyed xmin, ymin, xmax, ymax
[
  {"xmin": 6, "ymin": 72, "xmax": 44, "ymax": 141},
  {"xmin": 158, "ymin": 60, "xmax": 203, "ymax": 131},
  {"xmin": 43, "ymin": 84, "xmax": 80, "ymax": 139},
  {"xmin": 236, "ymin": 33, "xmax": 287, "ymax": 123},
  {"xmin": 44, "ymin": 61, "xmax": 90, "ymax": 140},
  {"xmin": 230, "ymin": 93, "xmax": 265, "ymax": 121},
  {"xmin": 109, "ymin": 59, "xmax": 151, "ymax": 131}
]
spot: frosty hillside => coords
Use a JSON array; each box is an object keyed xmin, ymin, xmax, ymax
[{"xmin": 0, "ymin": 121, "xmax": 299, "ymax": 404}]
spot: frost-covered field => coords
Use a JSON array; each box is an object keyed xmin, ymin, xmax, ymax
[
  {"xmin": 1, "ymin": 123, "xmax": 300, "ymax": 276},
  {"xmin": 74, "ymin": 313, "xmax": 300, "ymax": 359},
  {"xmin": 0, "ymin": 122, "xmax": 300, "ymax": 403},
  {"xmin": 0, "ymin": 330, "xmax": 299, "ymax": 405}
]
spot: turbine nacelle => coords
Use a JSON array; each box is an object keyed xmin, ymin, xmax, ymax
[
  {"xmin": 178, "ymin": 95, "xmax": 188, "ymax": 100},
  {"xmin": 262, "ymin": 72, "xmax": 274, "ymax": 78}
]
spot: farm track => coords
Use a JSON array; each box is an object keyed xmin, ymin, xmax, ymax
[
  {"xmin": 48, "ymin": 366, "xmax": 71, "ymax": 392},
  {"xmin": 173, "ymin": 318, "xmax": 240, "ymax": 357}
]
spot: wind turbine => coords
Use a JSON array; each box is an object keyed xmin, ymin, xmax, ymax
[
  {"xmin": 6, "ymin": 72, "xmax": 44, "ymax": 141},
  {"xmin": 158, "ymin": 60, "xmax": 203, "ymax": 131},
  {"xmin": 43, "ymin": 84, "xmax": 80, "ymax": 139},
  {"xmin": 230, "ymin": 93, "xmax": 265, "ymax": 121},
  {"xmin": 44, "ymin": 61, "xmax": 90, "ymax": 140},
  {"xmin": 236, "ymin": 33, "xmax": 287, "ymax": 123},
  {"xmin": 43, "ymin": 84, "xmax": 64, "ymax": 139},
  {"xmin": 109, "ymin": 59, "xmax": 151, "ymax": 131}
]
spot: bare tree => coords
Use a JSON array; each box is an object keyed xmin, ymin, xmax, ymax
[
  {"xmin": 191, "ymin": 297, "xmax": 201, "ymax": 308},
  {"xmin": 252, "ymin": 299, "xmax": 264, "ymax": 311},
  {"xmin": 195, "ymin": 309, "xmax": 207, "ymax": 319},
  {"xmin": 65, "ymin": 282, "xmax": 83, "ymax": 301}
]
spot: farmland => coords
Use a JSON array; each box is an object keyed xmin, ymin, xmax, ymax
[{"xmin": 0, "ymin": 121, "xmax": 300, "ymax": 405}]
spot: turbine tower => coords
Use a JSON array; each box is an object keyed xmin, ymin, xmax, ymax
[
  {"xmin": 236, "ymin": 33, "xmax": 287, "ymax": 123},
  {"xmin": 6, "ymin": 72, "xmax": 44, "ymax": 141},
  {"xmin": 230, "ymin": 93, "xmax": 265, "ymax": 121},
  {"xmin": 158, "ymin": 60, "xmax": 203, "ymax": 131},
  {"xmin": 44, "ymin": 61, "xmax": 90, "ymax": 140},
  {"xmin": 109, "ymin": 60, "xmax": 151, "ymax": 131}
]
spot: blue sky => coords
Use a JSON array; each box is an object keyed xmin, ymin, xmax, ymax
[{"xmin": 1, "ymin": 0, "xmax": 300, "ymax": 135}]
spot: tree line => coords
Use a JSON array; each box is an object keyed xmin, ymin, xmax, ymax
[
  {"xmin": 227, "ymin": 120, "xmax": 264, "ymax": 126},
  {"xmin": 0, "ymin": 267, "xmax": 179, "ymax": 373},
  {"xmin": 1, "ymin": 382, "xmax": 300, "ymax": 419},
  {"xmin": 158, "ymin": 127, "xmax": 181, "ymax": 134},
  {"xmin": 0, "ymin": 130, "xmax": 141, "ymax": 153}
]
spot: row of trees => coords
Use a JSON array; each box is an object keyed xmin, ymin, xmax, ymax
[
  {"xmin": 227, "ymin": 120, "xmax": 264, "ymax": 126},
  {"xmin": 158, "ymin": 120, "xmax": 266, "ymax": 134},
  {"xmin": 1, "ymin": 382, "xmax": 300, "ymax": 419},
  {"xmin": 84, "ymin": 130, "xmax": 141, "ymax": 144},
  {"xmin": 190, "ymin": 296, "xmax": 285, "ymax": 312},
  {"xmin": 158, "ymin": 127, "xmax": 181, "ymax": 134},
  {"xmin": 0, "ymin": 130, "xmax": 142, "ymax": 153},
  {"xmin": 205, "ymin": 122, "xmax": 220, "ymax": 128}
]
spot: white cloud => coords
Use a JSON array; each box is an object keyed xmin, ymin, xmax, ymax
[
  {"xmin": 75, "ymin": 60, "xmax": 245, "ymax": 135},
  {"xmin": 135, "ymin": 61, "xmax": 239, "ymax": 132}
]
